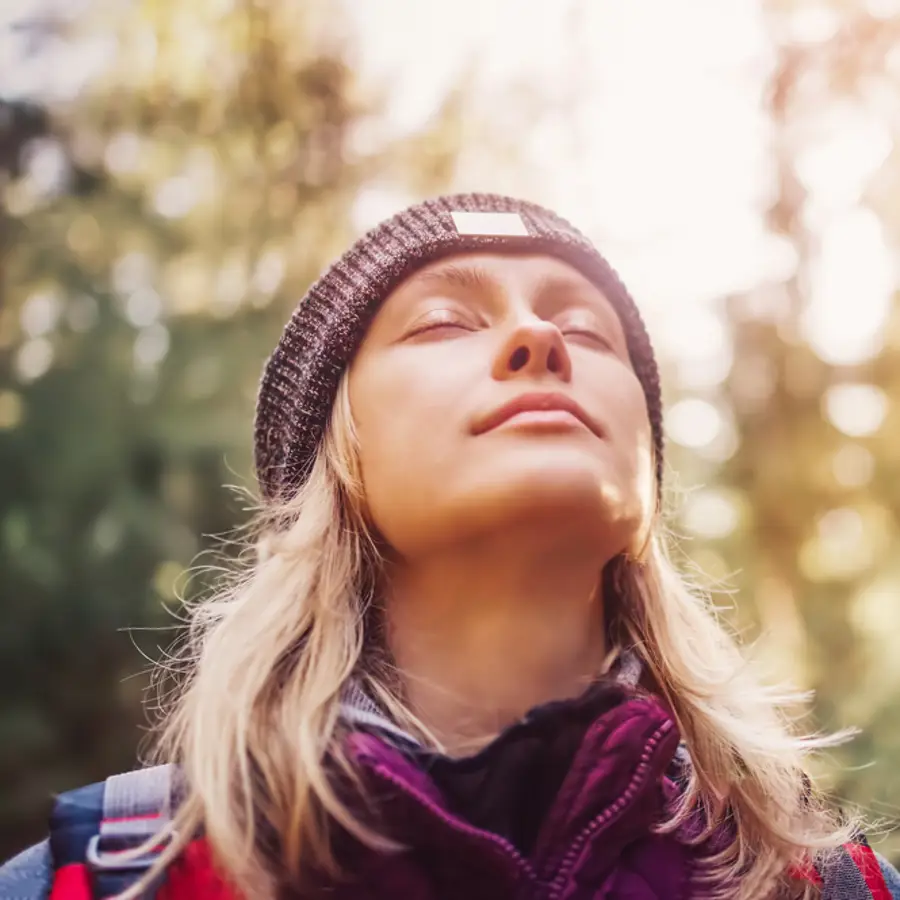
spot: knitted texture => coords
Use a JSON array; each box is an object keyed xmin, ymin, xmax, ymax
[{"xmin": 254, "ymin": 192, "xmax": 663, "ymax": 502}]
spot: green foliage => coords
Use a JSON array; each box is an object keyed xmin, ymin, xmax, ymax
[{"xmin": 0, "ymin": 0, "xmax": 460, "ymax": 855}]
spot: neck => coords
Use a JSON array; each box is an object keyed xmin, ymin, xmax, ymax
[{"xmin": 384, "ymin": 530, "xmax": 612, "ymax": 755}]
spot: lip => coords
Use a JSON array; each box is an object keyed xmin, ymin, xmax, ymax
[{"xmin": 472, "ymin": 392, "xmax": 601, "ymax": 437}]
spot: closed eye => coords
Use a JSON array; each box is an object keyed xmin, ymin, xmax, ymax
[
  {"xmin": 562, "ymin": 328, "xmax": 614, "ymax": 350},
  {"xmin": 404, "ymin": 313, "xmax": 475, "ymax": 339}
]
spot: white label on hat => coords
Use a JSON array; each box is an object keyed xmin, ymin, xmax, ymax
[{"xmin": 450, "ymin": 211, "xmax": 529, "ymax": 237}]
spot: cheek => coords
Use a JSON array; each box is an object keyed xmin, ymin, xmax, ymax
[
  {"xmin": 348, "ymin": 360, "xmax": 463, "ymax": 522},
  {"xmin": 602, "ymin": 371, "xmax": 655, "ymax": 500},
  {"xmin": 631, "ymin": 422, "xmax": 656, "ymax": 520},
  {"xmin": 625, "ymin": 399, "xmax": 654, "ymax": 478}
]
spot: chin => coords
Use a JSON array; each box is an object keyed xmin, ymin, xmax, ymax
[
  {"xmin": 376, "ymin": 450, "xmax": 646, "ymax": 556},
  {"xmin": 465, "ymin": 453, "xmax": 632, "ymax": 529}
]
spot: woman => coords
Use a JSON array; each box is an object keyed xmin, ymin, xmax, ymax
[{"xmin": 2, "ymin": 193, "xmax": 899, "ymax": 900}]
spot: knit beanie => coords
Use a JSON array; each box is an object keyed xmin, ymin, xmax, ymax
[{"xmin": 254, "ymin": 192, "xmax": 663, "ymax": 503}]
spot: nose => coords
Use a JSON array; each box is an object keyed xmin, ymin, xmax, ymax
[{"xmin": 492, "ymin": 318, "xmax": 572, "ymax": 383}]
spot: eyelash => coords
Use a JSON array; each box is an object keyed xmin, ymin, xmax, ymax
[{"xmin": 406, "ymin": 314, "xmax": 472, "ymax": 337}]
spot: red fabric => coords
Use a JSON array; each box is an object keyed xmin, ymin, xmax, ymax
[
  {"xmin": 158, "ymin": 839, "xmax": 239, "ymax": 900},
  {"xmin": 846, "ymin": 842, "xmax": 892, "ymax": 900},
  {"xmin": 790, "ymin": 858, "xmax": 824, "ymax": 886},
  {"xmin": 48, "ymin": 863, "xmax": 91, "ymax": 900}
]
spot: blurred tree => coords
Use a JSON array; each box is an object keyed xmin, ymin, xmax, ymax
[
  {"xmin": 0, "ymin": 0, "xmax": 464, "ymax": 855},
  {"xmin": 667, "ymin": 4, "xmax": 900, "ymax": 859}
]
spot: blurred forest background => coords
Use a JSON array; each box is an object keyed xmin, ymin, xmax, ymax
[{"xmin": 3, "ymin": 0, "xmax": 900, "ymax": 863}]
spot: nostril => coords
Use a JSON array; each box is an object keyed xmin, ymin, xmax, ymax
[
  {"xmin": 509, "ymin": 346, "xmax": 530, "ymax": 371},
  {"xmin": 547, "ymin": 346, "xmax": 561, "ymax": 373}
]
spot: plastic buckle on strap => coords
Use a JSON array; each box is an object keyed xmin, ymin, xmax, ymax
[{"xmin": 86, "ymin": 831, "xmax": 175, "ymax": 872}]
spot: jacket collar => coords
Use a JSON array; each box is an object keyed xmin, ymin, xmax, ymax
[
  {"xmin": 342, "ymin": 687, "xmax": 685, "ymax": 892},
  {"xmin": 338, "ymin": 647, "xmax": 646, "ymax": 751}
]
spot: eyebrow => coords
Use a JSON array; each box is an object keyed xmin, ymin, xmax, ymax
[
  {"xmin": 532, "ymin": 272, "xmax": 600, "ymax": 302},
  {"xmin": 413, "ymin": 263, "xmax": 497, "ymax": 295},
  {"xmin": 533, "ymin": 272, "xmax": 620, "ymax": 322}
]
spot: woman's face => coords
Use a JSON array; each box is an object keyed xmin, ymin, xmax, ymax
[{"xmin": 348, "ymin": 252, "xmax": 654, "ymax": 560}]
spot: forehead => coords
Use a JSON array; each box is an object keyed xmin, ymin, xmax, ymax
[{"xmin": 396, "ymin": 251, "xmax": 602, "ymax": 296}]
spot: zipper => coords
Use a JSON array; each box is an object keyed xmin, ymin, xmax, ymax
[
  {"xmin": 546, "ymin": 720, "xmax": 675, "ymax": 900},
  {"xmin": 365, "ymin": 758, "xmax": 538, "ymax": 889},
  {"xmin": 360, "ymin": 717, "xmax": 674, "ymax": 899}
]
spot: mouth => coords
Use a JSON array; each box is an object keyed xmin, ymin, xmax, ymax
[{"xmin": 472, "ymin": 392, "xmax": 601, "ymax": 438}]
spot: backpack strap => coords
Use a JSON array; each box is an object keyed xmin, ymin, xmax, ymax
[
  {"xmin": 0, "ymin": 840, "xmax": 52, "ymax": 900},
  {"xmin": 822, "ymin": 839, "xmax": 893, "ymax": 900},
  {"xmin": 84, "ymin": 765, "xmax": 176, "ymax": 899},
  {"xmin": 794, "ymin": 838, "xmax": 894, "ymax": 900}
]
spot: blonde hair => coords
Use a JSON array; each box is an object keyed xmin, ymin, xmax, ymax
[{"xmin": 126, "ymin": 375, "xmax": 855, "ymax": 900}]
